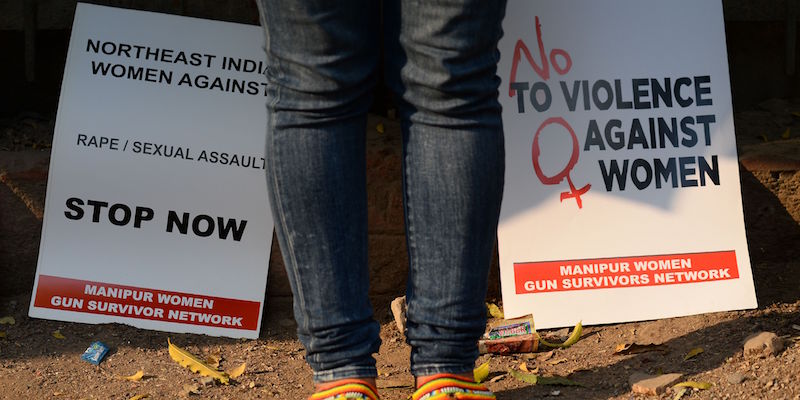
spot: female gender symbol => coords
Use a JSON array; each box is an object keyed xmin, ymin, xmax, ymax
[{"xmin": 531, "ymin": 117, "xmax": 591, "ymax": 208}]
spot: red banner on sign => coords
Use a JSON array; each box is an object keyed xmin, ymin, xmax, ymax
[
  {"xmin": 33, "ymin": 275, "xmax": 259, "ymax": 330},
  {"xmin": 514, "ymin": 251, "xmax": 739, "ymax": 294}
]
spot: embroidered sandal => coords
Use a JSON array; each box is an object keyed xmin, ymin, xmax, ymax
[
  {"xmin": 411, "ymin": 374, "xmax": 496, "ymax": 400},
  {"xmin": 308, "ymin": 379, "xmax": 380, "ymax": 400}
]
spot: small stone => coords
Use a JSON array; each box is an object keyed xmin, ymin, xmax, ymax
[
  {"xmin": 390, "ymin": 296, "xmax": 407, "ymax": 335},
  {"xmin": 726, "ymin": 372, "xmax": 746, "ymax": 384},
  {"xmin": 629, "ymin": 372, "xmax": 683, "ymax": 395},
  {"xmin": 743, "ymin": 332, "xmax": 784, "ymax": 358}
]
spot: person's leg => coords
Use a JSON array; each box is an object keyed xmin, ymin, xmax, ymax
[
  {"xmin": 383, "ymin": 0, "xmax": 508, "ymax": 383},
  {"xmin": 255, "ymin": 0, "xmax": 382, "ymax": 386}
]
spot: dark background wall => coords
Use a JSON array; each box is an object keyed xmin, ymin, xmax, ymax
[{"xmin": 1, "ymin": 0, "xmax": 799, "ymax": 117}]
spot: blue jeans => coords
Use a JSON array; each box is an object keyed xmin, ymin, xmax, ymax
[{"xmin": 256, "ymin": 0, "xmax": 507, "ymax": 383}]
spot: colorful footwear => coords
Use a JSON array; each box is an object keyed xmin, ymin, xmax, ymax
[
  {"xmin": 411, "ymin": 374, "xmax": 496, "ymax": 400},
  {"xmin": 309, "ymin": 379, "xmax": 380, "ymax": 400}
]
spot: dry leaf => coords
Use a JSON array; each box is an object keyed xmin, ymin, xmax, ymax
[
  {"xmin": 205, "ymin": 354, "xmax": 222, "ymax": 369},
  {"xmin": 248, "ymin": 381, "xmax": 256, "ymax": 389},
  {"xmin": 518, "ymin": 362, "xmax": 529, "ymax": 372},
  {"xmin": 129, "ymin": 395, "xmax": 149, "ymax": 400},
  {"xmin": 758, "ymin": 134, "xmax": 769, "ymax": 142},
  {"xmin": 473, "ymin": 361, "xmax": 490, "ymax": 383},
  {"xmin": 167, "ymin": 339, "xmax": 230, "ymax": 384},
  {"xmin": 782, "ymin": 128, "xmax": 791, "ymax": 139},
  {"xmin": 539, "ymin": 322, "xmax": 582, "ymax": 348},
  {"xmin": 791, "ymin": 324, "xmax": 800, "ymax": 331},
  {"xmin": 0, "ymin": 331, "xmax": 6, "ymax": 338},
  {"xmin": 183, "ymin": 384, "xmax": 200, "ymax": 396},
  {"xmin": 548, "ymin": 358, "xmax": 568, "ymax": 366},
  {"xmin": 537, "ymin": 350, "xmax": 555, "ymax": 362},
  {"xmin": 486, "ymin": 303, "xmax": 504, "ymax": 319},
  {"xmin": 674, "ymin": 381, "xmax": 712, "ymax": 390},
  {"xmin": 673, "ymin": 387, "xmax": 689, "ymax": 400},
  {"xmin": 376, "ymin": 123, "xmax": 385, "ymax": 134},
  {"xmin": 613, "ymin": 343, "xmax": 667, "ymax": 355},
  {"xmin": 122, "ymin": 370, "xmax": 144, "ymax": 382},
  {"xmin": 0, "ymin": 316, "xmax": 15, "ymax": 325},
  {"xmin": 683, "ymin": 347, "xmax": 704, "ymax": 361},
  {"xmin": 489, "ymin": 373, "xmax": 506, "ymax": 383},
  {"xmin": 52, "ymin": 330, "xmax": 66, "ymax": 339},
  {"xmin": 227, "ymin": 362, "xmax": 246, "ymax": 379}
]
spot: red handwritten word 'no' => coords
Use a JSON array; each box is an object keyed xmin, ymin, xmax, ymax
[{"xmin": 509, "ymin": 16, "xmax": 590, "ymax": 209}]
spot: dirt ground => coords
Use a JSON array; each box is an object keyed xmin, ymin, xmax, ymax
[{"xmin": 1, "ymin": 105, "xmax": 800, "ymax": 399}]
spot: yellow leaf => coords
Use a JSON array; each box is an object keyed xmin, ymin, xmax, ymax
[
  {"xmin": 376, "ymin": 123, "xmax": 385, "ymax": 134},
  {"xmin": 473, "ymin": 361, "xmax": 489, "ymax": 383},
  {"xmin": 792, "ymin": 111, "xmax": 800, "ymax": 118},
  {"xmin": 538, "ymin": 322, "xmax": 582, "ymax": 348},
  {"xmin": 508, "ymin": 369, "xmax": 583, "ymax": 386},
  {"xmin": 758, "ymin": 134, "xmax": 769, "ymax": 142},
  {"xmin": 122, "ymin": 370, "xmax": 144, "ymax": 382},
  {"xmin": 674, "ymin": 381, "xmax": 712, "ymax": 390},
  {"xmin": 0, "ymin": 331, "xmax": 5, "ymax": 338},
  {"xmin": 518, "ymin": 362, "xmax": 529, "ymax": 372},
  {"xmin": 167, "ymin": 338, "xmax": 230, "ymax": 385},
  {"xmin": 0, "ymin": 316, "xmax": 14, "ymax": 325},
  {"xmin": 227, "ymin": 362, "xmax": 246, "ymax": 379},
  {"xmin": 683, "ymin": 347, "xmax": 704, "ymax": 361},
  {"xmin": 782, "ymin": 128, "xmax": 791, "ymax": 139},
  {"xmin": 129, "ymin": 395, "xmax": 149, "ymax": 400},
  {"xmin": 52, "ymin": 330, "xmax": 66, "ymax": 339},
  {"xmin": 486, "ymin": 303, "xmax": 504, "ymax": 319}
]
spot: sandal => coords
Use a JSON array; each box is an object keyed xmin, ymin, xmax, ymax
[
  {"xmin": 309, "ymin": 379, "xmax": 380, "ymax": 400},
  {"xmin": 411, "ymin": 374, "xmax": 496, "ymax": 400}
]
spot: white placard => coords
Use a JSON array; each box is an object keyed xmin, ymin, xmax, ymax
[
  {"xmin": 29, "ymin": 3, "xmax": 273, "ymax": 339},
  {"xmin": 498, "ymin": 0, "xmax": 757, "ymax": 327}
]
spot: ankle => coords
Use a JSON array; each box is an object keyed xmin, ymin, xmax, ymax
[
  {"xmin": 415, "ymin": 372, "xmax": 473, "ymax": 388},
  {"xmin": 316, "ymin": 377, "xmax": 377, "ymax": 392}
]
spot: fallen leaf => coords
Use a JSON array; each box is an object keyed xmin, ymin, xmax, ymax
[
  {"xmin": 0, "ymin": 331, "xmax": 5, "ymax": 338},
  {"xmin": 129, "ymin": 395, "xmax": 149, "ymax": 400},
  {"xmin": 683, "ymin": 347, "xmax": 704, "ymax": 361},
  {"xmin": 376, "ymin": 123, "xmax": 385, "ymax": 134},
  {"xmin": 167, "ymin": 339, "xmax": 230, "ymax": 384},
  {"xmin": 205, "ymin": 354, "xmax": 222, "ymax": 369},
  {"xmin": 265, "ymin": 346, "xmax": 280, "ymax": 351},
  {"xmin": 792, "ymin": 111, "xmax": 800, "ymax": 118},
  {"xmin": 0, "ymin": 316, "xmax": 14, "ymax": 325},
  {"xmin": 122, "ymin": 370, "xmax": 144, "ymax": 382},
  {"xmin": 782, "ymin": 128, "xmax": 791, "ymax": 139},
  {"xmin": 537, "ymin": 350, "xmax": 555, "ymax": 362},
  {"xmin": 758, "ymin": 134, "xmax": 769, "ymax": 142},
  {"xmin": 248, "ymin": 381, "xmax": 256, "ymax": 388},
  {"xmin": 227, "ymin": 362, "xmax": 246, "ymax": 379},
  {"xmin": 183, "ymin": 383, "xmax": 200, "ymax": 396},
  {"xmin": 548, "ymin": 358, "xmax": 568, "ymax": 366},
  {"xmin": 539, "ymin": 322, "xmax": 582, "ymax": 348},
  {"xmin": 673, "ymin": 387, "xmax": 689, "ymax": 400},
  {"xmin": 791, "ymin": 324, "xmax": 800, "ymax": 331},
  {"xmin": 486, "ymin": 303, "xmax": 504, "ymax": 319},
  {"xmin": 489, "ymin": 373, "xmax": 506, "ymax": 383},
  {"xmin": 674, "ymin": 381, "xmax": 712, "ymax": 390},
  {"xmin": 613, "ymin": 342, "xmax": 667, "ymax": 355},
  {"xmin": 508, "ymin": 369, "xmax": 583, "ymax": 386},
  {"xmin": 518, "ymin": 362, "xmax": 529, "ymax": 372},
  {"xmin": 52, "ymin": 330, "xmax": 66, "ymax": 340},
  {"xmin": 473, "ymin": 361, "xmax": 490, "ymax": 383}
]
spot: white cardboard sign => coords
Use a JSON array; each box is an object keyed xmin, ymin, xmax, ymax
[
  {"xmin": 29, "ymin": 3, "xmax": 273, "ymax": 339},
  {"xmin": 497, "ymin": 0, "xmax": 757, "ymax": 327}
]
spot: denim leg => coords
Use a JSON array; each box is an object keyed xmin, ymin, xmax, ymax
[
  {"xmin": 383, "ymin": 0, "xmax": 508, "ymax": 377},
  {"xmin": 255, "ymin": 1, "xmax": 382, "ymax": 383}
]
